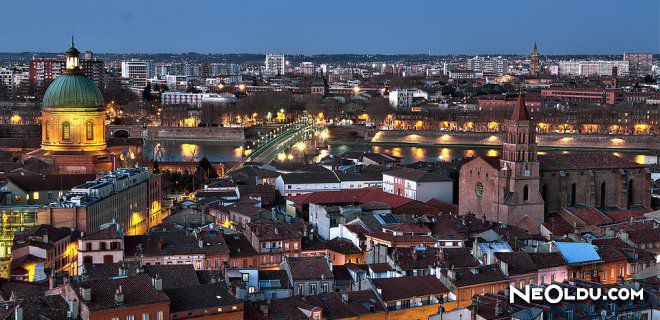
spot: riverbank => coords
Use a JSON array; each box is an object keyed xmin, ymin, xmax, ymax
[{"xmin": 329, "ymin": 138, "xmax": 656, "ymax": 153}]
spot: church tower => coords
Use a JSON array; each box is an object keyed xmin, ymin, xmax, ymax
[
  {"xmin": 496, "ymin": 95, "xmax": 544, "ymax": 232},
  {"xmin": 530, "ymin": 42, "xmax": 539, "ymax": 77}
]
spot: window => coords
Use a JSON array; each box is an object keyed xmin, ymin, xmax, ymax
[
  {"xmin": 44, "ymin": 121, "xmax": 50, "ymax": 141},
  {"xmin": 523, "ymin": 184, "xmax": 529, "ymax": 201},
  {"xmin": 142, "ymin": 314, "xmax": 150, "ymax": 320},
  {"xmin": 157, "ymin": 311, "xmax": 164, "ymax": 320},
  {"xmin": 86, "ymin": 121, "xmax": 94, "ymax": 140},
  {"xmin": 242, "ymin": 273, "xmax": 249, "ymax": 282},
  {"xmin": 310, "ymin": 283, "xmax": 317, "ymax": 295},
  {"xmin": 248, "ymin": 286, "xmax": 255, "ymax": 294},
  {"xmin": 62, "ymin": 121, "xmax": 71, "ymax": 141},
  {"xmin": 297, "ymin": 284, "xmax": 304, "ymax": 295},
  {"xmin": 127, "ymin": 316, "xmax": 135, "ymax": 320},
  {"xmin": 321, "ymin": 283, "xmax": 329, "ymax": 293}
]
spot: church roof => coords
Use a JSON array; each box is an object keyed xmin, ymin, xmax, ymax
[
  {"xmin": 539, "ymin": 152, "xmax": 644, "ymax": 171},
  {"xmin": 510, "ymin": 94, "xmax": 530, "ymax": 121},
  {"xmin": 42, "ymin": 74, "xmax": 104, "ymax": 109}
]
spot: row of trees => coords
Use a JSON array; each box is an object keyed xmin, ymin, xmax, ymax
[{"xmin": 155, "ymin": 156, "xmax": 218, "ymax": 193}]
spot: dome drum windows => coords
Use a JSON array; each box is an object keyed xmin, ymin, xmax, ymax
[{"xmin": 61, "ymin": 121, "xmax": 71, "ymax": 142}]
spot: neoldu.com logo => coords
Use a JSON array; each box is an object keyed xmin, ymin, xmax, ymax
[{"xmin": 510, "ymin": 284, "xmax": 644, "ymax": 304}]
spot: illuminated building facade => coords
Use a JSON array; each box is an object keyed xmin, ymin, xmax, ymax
[
  {"xmin": 37, "ymin": 167, "xmax": 163, "ymax": 236},
  {"xmin": 28, "ymin": 40, "xmax": 112, "ymax": 174},
  {"xmin": 0, "ymin": 206, "xmax": 39, "ymax": 278}
]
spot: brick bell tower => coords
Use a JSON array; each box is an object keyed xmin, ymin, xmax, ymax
[{"xmin": 496, "ymin": 94, "xmax": 545, "ymax": 232}]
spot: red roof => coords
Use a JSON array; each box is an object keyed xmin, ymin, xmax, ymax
[
  {"xmin": 600, "ymin": 208, "xmax": 652, "ymax": 223},
  {"xmin": 286, "ymin": 187, "xmax": 412, "ymax": 208},
  {"xmin": 564, "ymin": 206, "xmax": 613, "ymax": 226},
  {"xmin": 382, "ymin": 223, "xmax": 430, "ymax": 234}
]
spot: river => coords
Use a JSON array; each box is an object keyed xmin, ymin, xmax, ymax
[{"xmin": 144, "ymin": 140, "xmax": 657, "ymax": 165}]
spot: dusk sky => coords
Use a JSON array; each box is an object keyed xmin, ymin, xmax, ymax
[{"xmin": 2, "ymin": 0, "xmax": 658, "ymax": 54}]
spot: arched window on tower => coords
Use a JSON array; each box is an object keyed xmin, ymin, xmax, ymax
[
  {"xmin": 61, "ymin": 121, "xmax": 71, "ymax": 141},
  {"xmin": 627, "ymin": 179, "xmax": 634, "ymax": 207},
  {"xmin": 570, "ymin": 183, "xmax": 577, "ymax": 206},
  {"xmin": 86, "ymin": 121, "xmax": 94, "ymax": 141},
  {"xmin": 44, "ymin": 121, "xmax": 49, "ymax": 141},
  {"xmin": 600, "ymin": 181, "xmax": 606, "ymax": 207},
  {"xmin": 523, "ymin": 185, "xmax": 529, "ymax": 202}
]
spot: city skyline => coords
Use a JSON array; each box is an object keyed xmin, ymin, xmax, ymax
[{"xmin": 2, "ymin": 0, "xmax": 658, "ymax": 55}]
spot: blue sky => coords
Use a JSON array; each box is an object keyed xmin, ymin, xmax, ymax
[{"xmin": 1, "ymin": 0, "xmax": 658, "ymax": 54}]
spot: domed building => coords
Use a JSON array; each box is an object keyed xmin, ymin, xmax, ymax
[{"xmin": 30, "ymin": 40, "xmax": 112, "ymax": 173}]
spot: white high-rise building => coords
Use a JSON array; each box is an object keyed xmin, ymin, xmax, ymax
[
  {"xmin": 264, "ymin": 54, "xmax": 286, "ymax": 76},
  {"xmin": 389, "ymin": 89, "xmax": 415, "ymax": 110},
  {"xmin": 467, "ymin": 56, "xmax": 508, "ymax": 76},
  {"xmin": 558, "ymin": 60, "xmax": 629, "ymax": 77},
  {"xmin": 121, "ymin": 60, "xmax": 153, "ymax": 88}
]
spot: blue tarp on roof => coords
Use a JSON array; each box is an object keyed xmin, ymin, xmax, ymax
[
  {"xmin": 477, "ymin": 241, "xmax": 512, "ymax": 254},
  {"xmin": 554, "ymin": 242, "xmax": 601, "ymax": 264}
]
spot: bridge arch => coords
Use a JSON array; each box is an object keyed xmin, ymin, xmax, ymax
[{"xmin": 111, "ymin": 129, "xmax": 131, "ymax": 138}]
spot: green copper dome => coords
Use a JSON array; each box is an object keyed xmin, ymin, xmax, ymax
[{"xmin": 42, "ymin": 74, "xmax": 104, "ymax": 108}]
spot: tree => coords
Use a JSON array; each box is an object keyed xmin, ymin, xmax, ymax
[
  {"xmin": 441, "ymin": 85, "xmax": 457, "ymax": 96},
  {"xmin": 302, "ymin": 94, "xmax": 324, "ymax": 116},
  {"xmin": 102, "ymin": 75, "xmax": 138, "ymax": 106},
  {"xmin": 142, "ymin": 83, "xmax": 152, "ymax": 101},
  {"xmin": 196, "ymin": 156, "xmax": 218, "ymax": 180},
  {"xmin": 365, "ymin": 98, "xmax": 394, "ymax": 125}
]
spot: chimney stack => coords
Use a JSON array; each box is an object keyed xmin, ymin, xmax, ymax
[
  {"xmin": 80, "ymin": 286, "xmax": 91, "ymax": 301},
  {"xmin": 114, "ymin": 286, "xmax": 124, "ymax": 305},
  {"xmin": 612, "ymin": 66, "xmax": 618, "ymax": 88},
  {"xmin": 152, "ymin": 274, "xmax": 163, "ymax": 291},
  {"xmin": 14, "ymin": 306, "xmax": 22, "ymax": 320}
]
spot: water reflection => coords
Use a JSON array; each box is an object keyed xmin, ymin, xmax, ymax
[{"xmin": 144, "ymin": 140, "xmax": 653, "ymax": 165}]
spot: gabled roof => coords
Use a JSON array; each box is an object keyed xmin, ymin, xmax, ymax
[
  {"xmin": 285, "ymin": 256, "xmax": 334, "ymax": 281},
  {"xmin": 70, "ymin": 274, "xmax": 169, "ymax": 312},
  {"xmin": 371, "ymin": 275, "xmax": 449, "ymax": 302},
  {"xmin": 164, "ymin": 283, "xmax": 239, "ymax": 313}
]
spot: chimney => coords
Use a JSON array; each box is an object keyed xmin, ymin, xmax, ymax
[
  {"xmin": 612, "ymin": 66, "xmax": 618, "ymax": 88},
  {"xmin": 447, "ymin": 267, "xmax": 456, "ymax": 280},
  {"xmin": 486, "ymin": 244, "xmax": 493, "ymax": 264},
  {"xmin": 114, "ymin": 286, "xmax": 124, "ymax": 305},
  {"xmin": 68, "ymin": 298, "xmax": 79, "ymax": 319},
  {"xmin": 118, "ymin": 264, "xmax": 127, "ymax": 277},
  {"xmin": 80, "ymin": 286, "xmax": 91, "ymax": 301},
  {"xmin": 152, "ymin": 274, "xmax": 163, "ymax": 291},
  {"xmin": 500, "ymin": 261, "xmax": 509, "ymax": 276},
  {"xmin": 14, "ymin": 306, "xmax": 22, "ymax": 320}
]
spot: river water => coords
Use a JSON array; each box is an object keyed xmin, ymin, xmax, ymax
[{"xmin": 144, "ymin": 140, "xmax": 657, "ymax": 165}]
